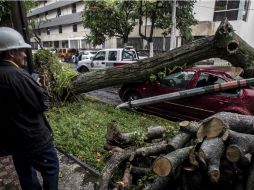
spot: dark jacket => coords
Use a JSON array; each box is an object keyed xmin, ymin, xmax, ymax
[{"xmin": 0, "ymin": 60, "xmax": 53, "ymax": 156}]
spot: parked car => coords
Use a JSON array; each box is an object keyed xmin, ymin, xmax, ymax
[
  {"xmin": 55, "ymin": 48, "xmax": 77, "ymax": 62},
  {"xmin": 72, "ymin": 50, "xmax": 97, "ymax": 64},
  {"xmin": 77, "ymin": 47, "xmax": 138, "ymax": 73},
  {"xmin": 118, "ymin": 66, "xmax": 254, "ymax": 121}
]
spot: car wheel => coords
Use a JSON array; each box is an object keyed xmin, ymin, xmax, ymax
[
  {"xmin": 78, "ymin": 66, "xmax": 89, "ymax": 73},
  {"xmin": 124, "ymin": 91, "xmax": 142, "ymax": 102}
]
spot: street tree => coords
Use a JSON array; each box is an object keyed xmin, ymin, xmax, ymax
[
  {"xmin": 82, "ymin": 1, "xmax": 137, "ymax": 47},
  {"xmin": 137, "ymin": 0, "xmax": 197, "ymax": 57}
]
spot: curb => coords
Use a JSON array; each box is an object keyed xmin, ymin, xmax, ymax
[{"xmin": 57, "ymin": 148, "xmax": 101, "ymax": 177}]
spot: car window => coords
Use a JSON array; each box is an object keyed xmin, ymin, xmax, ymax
[
  {"xmin": 122, "ymin": 50, "xmax": 136, "ymax": 60},
  {"xmin": 93, "ymin": 51, "xmax": 106, "ymax": 61},
  {"xmin": 161, "ymin": 71, "xmax": 195, "ymax": 89},
  {"xmin": 196, "ymin": 73, "xmax": 225, "ymax": 87},
  {"xmin": 196, "ymin": 73, "xmax": 238, "ymax": 96},
  {"xmin": 108, "ymin": 51, "xmax": 117, "ymax": 61}
]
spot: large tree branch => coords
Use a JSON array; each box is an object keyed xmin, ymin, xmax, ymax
[{"xmin": 72, "ymin": 18, "xmax": 254, "ymax": 94}]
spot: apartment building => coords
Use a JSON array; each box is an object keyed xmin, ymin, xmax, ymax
[
  {"xmin": 27, "ymin": 0, "xmax": 98, "ymax": 50},
  {"xmin": 27, "ymin": 0, "xmax": 254, "ymax": 50}
]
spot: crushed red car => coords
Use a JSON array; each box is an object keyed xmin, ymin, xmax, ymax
[{"xmin": 119, "ymin": 66, "xmax": 254, "ymax": 121}]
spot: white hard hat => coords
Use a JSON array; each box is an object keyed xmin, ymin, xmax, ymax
[{"xmin": 0, "ymin": 27, "xmax": 31, "ymax": 52}]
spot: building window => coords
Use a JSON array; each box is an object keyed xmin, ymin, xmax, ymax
[
  {"xmin": 213, "ymin": 0, "xmax": 240, "ymax": 21},
  {"xmin": 59, "ymin": 25, "xmax": 62, "ymax": 33},
  {"xmin": 37, "ymin": 29, "xmax": 41, "ymax": 36},
  {"xmin": 73, "ymin": 24, "xmax": 77, "ymax": 32},
  {"xmin": 45, "ymin": 11, "xmax": 48, "ymax": 18},
  {"xmin": 72, "ymin": 3, "xmax": 76, "ymax": 13},
  {"xmin": 47, "ymin": 28, "xmax": 50, "ymax": 35},
  {"xmin": 57, "ymin": 8, "xmax": 61, "ymax": 17}
]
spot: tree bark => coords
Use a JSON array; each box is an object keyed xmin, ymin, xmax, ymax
[
  {"xmin": 99, "ymin": 150, "xmax": 133, "ymax": 190},
  {"xmin": 142, "ymin": 176, "xmax": 172, "ymax": 190},
  {"xmin": 207, "ymin": 112, "xmax": 254, "ymax": 134},
  {"xmin": 198, "ymin": 138, "xmax": 225, "ymax": 183},
  {"xmin": 106, "ymin": 125, "xmax": 165, "ymax": 147},
  {"xmin": 71, "ymin": 18, "xmax": 254, "ymax": 95},
  {"xmin": 246, "ymin": 159, "xmax": 254, "ymax": 190},
  {"xmin": 115, "ymin": 162, "xmax": 132, "ymax": 190},
  {"xmin": 168, "ymin": 121, "xmax": 200, "ymax": 150},
  {"xmin": 225, "ymin": 130, "xmax": 254, "ymax": 163},
  {"xmin": 153, "ymin": 146, "xmax": 193, "ymax": 177}
]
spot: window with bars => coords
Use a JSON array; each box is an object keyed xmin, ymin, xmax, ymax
[{"xmin": 213, "ymin": 0, "xmax": 249, "ymax": 21}]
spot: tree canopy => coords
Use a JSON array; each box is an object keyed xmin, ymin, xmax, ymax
[
  {"xmin": 82, "ymin": 1, "xmax": 137, "ymax": 46},
  {"xmin": 82, "ymin": 0, "xmax": 197, "ymax": 46}
]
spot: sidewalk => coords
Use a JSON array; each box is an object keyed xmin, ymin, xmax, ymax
[{"xmin": 58, "ymin": 151, "xmax": 99, "ymax": 190}]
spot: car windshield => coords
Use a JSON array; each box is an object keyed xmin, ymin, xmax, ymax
[{"xmin": 161, "ymin": 71, "xmax": 195, "ymax": 89}]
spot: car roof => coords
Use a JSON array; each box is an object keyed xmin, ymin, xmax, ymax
[{"xmin": 185, "ymin": 66, "xmax": 243, "ymax": 78}]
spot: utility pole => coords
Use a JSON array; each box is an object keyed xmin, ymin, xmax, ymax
[
  {"xmin": 9, "ymin": 1, "xmax": 33, "ymax": 73},
  {"xmin": 170, "ymin": 0, "xmax": 176, "ymax": 50}
]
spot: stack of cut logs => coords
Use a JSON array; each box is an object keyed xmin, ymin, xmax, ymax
[{"xmin": 99, "ymin": 112, "xmax": 254, "ymax": 190}]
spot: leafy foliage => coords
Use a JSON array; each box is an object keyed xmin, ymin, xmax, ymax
[
  {"xmin": 33, "ymin": 50, "xmax": 78, "ymax": 101},
  {"xmin": 46, "ymin": 97, "xmax": 177, "ymax": 170},
  {"xmin": 82, "ymin": 0, "xmax": 197, "ymax": 46},
  {"xmin": 82, "ymin": 0, "xmax": 137, "ymax": 45}
]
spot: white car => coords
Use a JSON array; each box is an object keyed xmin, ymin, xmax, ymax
[
  {"xmin": 72, "ymin": 50, "xmax": 97, "ymax": 64},
  {"xmin": 77, "ymin": 48, "xmax": 138, "ymax": 73}
]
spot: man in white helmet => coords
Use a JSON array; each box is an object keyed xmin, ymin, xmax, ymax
[{"xmin": 0, "ymin": 27, "xmax": 59, "ymax": 190}]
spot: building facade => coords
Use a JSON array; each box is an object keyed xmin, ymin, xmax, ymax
[{"xmin": 27, "ymin": 0, "xmax": 254, "ymax": 51}]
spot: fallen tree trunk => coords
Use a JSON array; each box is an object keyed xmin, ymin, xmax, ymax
[{"xmin": 72, "ymin": 18, "xmax": 254, "ymax": 95}]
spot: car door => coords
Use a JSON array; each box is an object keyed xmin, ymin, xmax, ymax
[
  {"xmin": 184, "ymin": 72, "xmax": 240, "ymax": 119},
  {"xmin": 91, "ymin": 51, "xmax": 106, "ymax": 70},
  {"xmin": 143, "ymin": 71, "xmax": 197, "ymax": 120},
  {"xmin": 106, "ymin": 50, "xmax": 118, "ymax": 67}
]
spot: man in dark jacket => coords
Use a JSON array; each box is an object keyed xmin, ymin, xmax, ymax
[{"xmin": 0, "ymin": 27, "xmax": 59, "ymax": 190}]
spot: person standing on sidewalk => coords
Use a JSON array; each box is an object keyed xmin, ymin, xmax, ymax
[{"xmin": 0, "ymin": 27, "xmax": 59, "ymax": 190}]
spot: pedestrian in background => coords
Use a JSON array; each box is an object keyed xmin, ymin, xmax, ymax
[{"xmin": 0, "ymin": 27, "xmax": 59, "ymax": 190}]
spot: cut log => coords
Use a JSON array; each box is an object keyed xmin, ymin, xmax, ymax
[
  {"xmin": 246, "ymin": 159, "xmax": 254, "ymax": 190},
  {"xmin": 168, "ymin": 121, "xmax": 200, "ymax": 151},
  {"xmin": 153, "ymin": 146, "xmax": 193, "ymax": 177},
  {"xmin": 99, "ymin": 150, "xmax": 133, "ymax": 190},
  {"xmin": 72, "ymin": 18, "xmax": 254, "ymax": 95},
  {"xmin": 135, "ymin": 142, "xmax": 171, "ymax": 157},
  {"xmin": 168, "ymin": 132, "xmax": 192, "ymax": 151},
  {"xmin": 146, "ymin": 126, "xmax": 165, "ymax": 140},
  {"xmin": 197, "ymin": 117, "xmax": 228, "ymax": 140},
  {"xmin": 106, "ymin": 124, "xmax": 165, "ymax": 147},
  {"xmin": 204, "ymin": 112, "xmax": 254, "ymax": 134},
  {"xmin": 130, "ymin": 166, "xmax": 151, "ymax": 175},
  {"xmin": 179, "ymin": 121, "xmax": 200, "ymax": 135},
  {"xmin": 115, "ymin": 162, "xmax": 132, "ymax": 190},
  {"xmin": 198, "ymin": 138, "xmax": 225, "ymax": 183},
  {"xmin": 142, "ymin": 176, "xmax": 172, "ymax": 190},
  {"xmin": 226, "ymin": 130, "xmax": 254, "ymax": 162}
]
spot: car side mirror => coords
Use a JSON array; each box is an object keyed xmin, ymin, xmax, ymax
[{"xmin": 90, "ymin": 57, "xmax": 94, "ymax": 61}]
